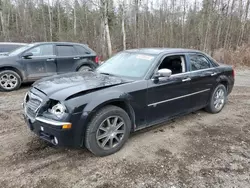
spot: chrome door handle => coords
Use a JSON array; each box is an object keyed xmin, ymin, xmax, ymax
[
  {"xmin": 46, "ymin": 58, "xmax": 55, "ymax": 62},
  {"xmin": 182, "ymin": 78, "xmax": 191, "ymax": 82},
  {"xmin": 73, "ymin": 57, "xmax": 80, "ymax": 60},
  {"xmin": 211, "ymin": 72, "xmax": 217, "ymax": 76}
]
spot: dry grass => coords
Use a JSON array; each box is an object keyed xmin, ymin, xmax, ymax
[{"xmin": 213, "ymin": 45, "xmax": 250, "ymax": 67}]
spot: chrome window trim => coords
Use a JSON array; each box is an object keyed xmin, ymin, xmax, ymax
[
  {"xmin": 169, "ymin": 67, "xmax": 216, "ymax": 78},
  {"xmin": 35, "ymin": 117, "xmax": 71, "ymax": 126},
  {"xmin": 148, "ymin": 89, "xmax": 210, "ymax": 107},
  {"xmin": 150, "ymin": 67, "xmax": 216, "ymax": 80}
]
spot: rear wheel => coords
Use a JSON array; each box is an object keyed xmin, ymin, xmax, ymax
[
  {"xmin": 205, "ymin": 84, "xmax": 227, "ymax": 113},
  {"xmin": 0, "ymin": 70, "xmax": 21, "ymax": 91},
  {"xmin": 78, "ymin": 65, "xmax": 92, "ymax": 72},
  {"xmin": 85, "ymin": 105, "xmax": 131, "ymax": 156}
]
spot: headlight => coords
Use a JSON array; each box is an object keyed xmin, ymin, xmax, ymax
[{"xmin": 50, "ymin": 103, "xmax": 66, "ymax": 118}]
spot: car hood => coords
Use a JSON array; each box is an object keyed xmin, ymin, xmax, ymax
[
  {"xmin": 0, "ymin": 55, "xmax": 15, "ymax": 61},
  {"xmin": 33, "ymin": 71, "xmax": 131, "ymax": 101}
]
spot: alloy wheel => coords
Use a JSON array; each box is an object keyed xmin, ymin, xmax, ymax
[
  {"xmin": 214, "ymin": 88, "xmax": 225, "ymax": 110},
  {"xmin": 0, "ymin": 73, "xmax": 18, "ymax": 90},
  {"xmin": 96, "ymin": 116, "xmax": 125, "ymax": 150}
]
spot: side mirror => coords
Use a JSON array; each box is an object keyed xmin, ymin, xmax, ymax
[
  {"xmin": 22, "ymin": 52, "xmax": 33, "ymax": 59},
  {"xmin": 154, "ymin": 69, "xmax": 172, "ymax": 78}
]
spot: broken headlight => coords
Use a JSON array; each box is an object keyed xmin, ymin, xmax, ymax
[{"xmin": 49, "ymin": 102, "xmax": 67, "ymax": 119}]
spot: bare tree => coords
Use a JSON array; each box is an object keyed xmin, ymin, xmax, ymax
[{"xmin": 47, "ymin": 0, "xmax": 52, "ymax": 41}]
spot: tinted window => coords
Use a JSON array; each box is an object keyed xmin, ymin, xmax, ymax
[
  {"xmin": 189, "ymin": 54, "xmax": 212, "ymax": 71},
  {"xmin": 26, "ymin": 44, "xmax": 54, "ymax": 56},
  {"xmin": 57, "ymin": 45, "xmax": 78, "ymax": 56},
  {"xmin": 8, "ymin": 44, "xmax": 35, "ymax": 56},
  {"xmin": 75, "ymin": 45, "xmax": 89, "ymax": 55}
]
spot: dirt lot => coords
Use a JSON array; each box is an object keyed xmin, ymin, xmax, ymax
[{"xmin": 0, "ymin": 70, "xmax": 250, "ymax": 188}]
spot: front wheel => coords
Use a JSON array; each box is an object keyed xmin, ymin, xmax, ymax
[
  {"xmin": 205, "ymin": 84, "xmax": 227, "ymax": 113},
  {"xmin": 0, "ymin": 70, "xmax": 21, "ymax": 91},
  {"xmin": 85, "ymin": 105, "xmax": 131, "ymax": 156}
]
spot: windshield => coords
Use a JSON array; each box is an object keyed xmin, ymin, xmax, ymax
[
  {"xmin": 8, "ymin": 44, "xmax": 35, "ymax": 56},
  {"xmin": 96, "ymin": 52, "xmax": 156, "ymax": 79}
]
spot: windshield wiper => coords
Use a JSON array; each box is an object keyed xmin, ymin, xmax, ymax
[{"xmin": 99, "ymin": 72, "xmax": 116, "ymax": 76}]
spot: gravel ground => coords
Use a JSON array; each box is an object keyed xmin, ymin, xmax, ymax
[{"xmin": 0, "ymin": 70, "xmax": 250, "ymax": 188}]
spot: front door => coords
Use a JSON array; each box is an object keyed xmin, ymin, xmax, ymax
[
  {"xmin": 146, "ymin": 54, "xmax": 192, "ymax": 125},
  {"xmin": 21, "ymin": 44, "xmax": 56, "ymax": 80}
]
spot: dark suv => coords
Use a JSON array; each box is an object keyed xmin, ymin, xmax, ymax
[
  {"xmin": 0, "ymin": 42, "xmax": 98, "ymax": 91},
  {"xmin": 0, "ymin": 42, "xmax": 27, "ymax": 56}
]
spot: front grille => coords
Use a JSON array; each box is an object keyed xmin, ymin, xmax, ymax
[{"xmin": 25, "ymin": 92, "xmax": 42, "ymax": 119}]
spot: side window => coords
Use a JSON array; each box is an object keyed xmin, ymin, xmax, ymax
[
  {"xmin": 189, "ymin": 54, "xmax": 212, "ymax": 71},
  {"xmin": 158, "ymin": 55, "xmax": 186, "ymax": 75},
  {"xmin": 75, "ymin": 45, "xmax": 89, "ymax": 55},
  {"xmin": 57, "ymin": 45, "xmax": 78, "ymax": 56},
  {"xmin": 27, "ymin": 44, "xmax": 54, "ymax": 56}
]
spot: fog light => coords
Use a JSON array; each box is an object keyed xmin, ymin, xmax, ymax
[{"xmin": 62, "ymin": 123, "xmax": 72, "ymax": 129}]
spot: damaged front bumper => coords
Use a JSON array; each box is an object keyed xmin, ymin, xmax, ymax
[{"xmin": 24, "ymin": 114, "xmax": 75, "ymax": 147}]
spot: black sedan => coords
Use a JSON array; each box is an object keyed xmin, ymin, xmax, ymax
[
  {"xmin": 0, "ymin": 42, "xmax": 98, "ymax": 91},
  {"xmin": 23, "ymin": 48, "xmax": 234, "ymax": 156}
]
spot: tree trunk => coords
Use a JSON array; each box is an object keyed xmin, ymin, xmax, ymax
[
  {"xmin": 224, "ymin": 0, "xmax": 235, "ymax": 49},
  {"xmin": 203, "ymin": 1, "xmax": 213, "ymax": 52},
  {"xmin": 73, "ymin": 1, "xmax": 77, "ymax": 36},
  {"xmin": 48, "ymin": 0, "xmax": 52, "ymax": 41},
  {"xmin": 102, "ymin": 0, "xmax": 112, "ymax": 57},
  {"xmin": 237, "ymin": 0, "xmax": 250, "ymax": 46},
  {"xmin": 121, "ymin": 2, "xmax": 126, "ymax": 50},
  {"xmin": 0, "ymin": 0, "xmax": 6, "ymax": 41},
  {"xmin": 57, "ymin": 1, "xmax": 61, "ymax": 40},
  {"xmin": 135, "ymin": 0, "xmax": 139, "ymax": 48}
]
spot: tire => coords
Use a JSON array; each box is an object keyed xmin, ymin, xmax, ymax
[
  {"xmin": 78, "ymin": 65, "xmax": 92, "ymax": 72},
  {"xmin": 205, "ymin": 84, "xmax": 227, "ymax": 114},
  {"xmin": 0, "ymin": 70, "xmax": 21, "ymax": 91},
  {"xmin": 85, "ymin": 105, "xmax": 131, "ymax": 156}
]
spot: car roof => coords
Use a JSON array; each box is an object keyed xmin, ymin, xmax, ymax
[
  {"xmin": 29, "ymin": 42, "xmax": 96, "ymax": 54},
  {"xmin": 31, "ymin": 42, "xmax": 88, "ymax": 46},
  {"xmin": 0, "ymin": 42, "xmax": 27, "ymax": 45},
  {"xmin": 125, "ymin": 48, "xmax": 202, "ymax": 55}
]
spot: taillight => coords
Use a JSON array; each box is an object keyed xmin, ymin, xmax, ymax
[
  {"xmin": 232, "ymin": 68, "xmax": 235, "ymax": 78},
  {"xmin": 95, "ymin": 56, "xmax": 100, "ymax": 64}
]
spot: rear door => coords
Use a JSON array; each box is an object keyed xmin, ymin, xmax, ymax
[
  {"xmin": 21, "ymin": 44, "xmax": 57, "ymax": 80},
  {"xmin": 187, "ymin": 53, "xmax": 218, "ymax": 110},
  {"xmin": 56, "ymin": 45, "xmax": 80, "ymax": 73}
]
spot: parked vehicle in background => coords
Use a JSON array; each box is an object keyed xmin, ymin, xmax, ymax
[
  {"xmin": 23, "ymin": 48, "xmax": 235, "ymax": 156},
  {"xmin": 0, "ymin": 42, "xmax": 99, "ymax": 91},
  {"xmin": 0, "ymin": 42, "xmax": 27, "ymax": 56}
]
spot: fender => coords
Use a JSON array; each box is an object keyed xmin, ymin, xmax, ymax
[
  {"xmin": 216, "ymin": 74, "xmax": 230, "ymax": 86},
  {"xmin": 84, "ymin": 90, "xmax": 133, "ymax": 113},
  {"xmin": 78, "ymin": 90, "xmax": 136, "ymax": 146},
  {"xmin": 82, "ymin": 90, "xmax": 135, "ymax": 127}
]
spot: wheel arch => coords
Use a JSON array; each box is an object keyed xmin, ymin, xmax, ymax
[
  {"xmin": 85, "ymin": 99, "xmax": 135, "ymax": 130},
  {"xmin": 76, "ymin": 60, "xmax": 98, "ymax": 71},
  {"xmin": 216, "ymin": 75, "xmax": 229, "ymax": 92},
  {"xmin": 0, "ymin": 66, "xmax": 23, "ymax": 81}
]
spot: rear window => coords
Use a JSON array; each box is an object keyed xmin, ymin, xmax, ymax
[{"xmin": 56, "ymin": 45, "xmax": 78, "ymax": 56}]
